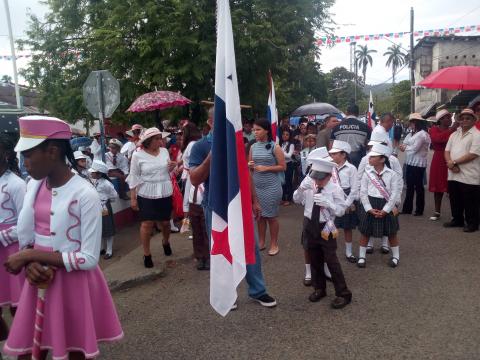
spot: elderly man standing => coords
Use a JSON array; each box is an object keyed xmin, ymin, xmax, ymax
[
  {"xmin": 316, "ymin": 114, "xmax": 340, "ymax": 148},
  {"xmin": 371, "ymin": 112, "xmax": 394, "ymax": 148},
  {"xmin": 444, "ymin": 108, "xmax": 480, "ymax": 232},
  {"xmin": 330, "ymin": 104, "xmax": 371, "ymax": 168}
]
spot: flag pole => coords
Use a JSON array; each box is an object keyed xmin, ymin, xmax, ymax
[{"xmin": 3, "ymin": 0, "xmax": 22, "ymax": 109}]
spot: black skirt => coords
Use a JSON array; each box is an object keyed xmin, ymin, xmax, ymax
[
  {"xmin": 358, "ymin": 196, "xmax": 399, "ymax": 237},
  {"xmin": 137, "ymin": 195, "xmax": 172, "ymax": 222},
  {"xmin": 102, "ymin": 200, "xmax": 116, "ymax": 238}
]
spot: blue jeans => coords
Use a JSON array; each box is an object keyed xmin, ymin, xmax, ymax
[{"xmin": 204, "ymin": 206, "xmax": 267, "ymax": 299}]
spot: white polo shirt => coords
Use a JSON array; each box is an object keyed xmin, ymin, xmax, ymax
[{"xmin": 445, "ymin": 126, "xmax": 480, "ymax": 185}]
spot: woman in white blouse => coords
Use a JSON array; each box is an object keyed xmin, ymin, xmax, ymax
[
  {"xmin": 280, "ymin": 128, "xmax": 295, "ymax": 205},
  {"xmin": 127, "ymin": 128, "xmax": 176, "ymax": 268},
  {"xmin": 399, "ymin": 113, "xmax": 431, "ymax": 216}
]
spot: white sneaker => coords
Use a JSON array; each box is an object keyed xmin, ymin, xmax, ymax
[{"xmin": 429, "ymin": 212, "xmax": 441, "ymax": 221}]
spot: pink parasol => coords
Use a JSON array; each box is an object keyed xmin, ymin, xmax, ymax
[
  {"xmin": 417, "ymin": 66, "xmax": 480, "ymax": 90},
  {"xmin": 126, "ymin": 91, "xmax": 192, "ymax": 112}
]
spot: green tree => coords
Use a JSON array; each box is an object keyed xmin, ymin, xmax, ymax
[
  {"xmin": 19, "ymin": 0, "xmax": 333, "ymax": 123},
  {"xmin": 325, "ymin": 67, "xmax": 365, "ymax": 111},
  {"xmin": 355, "ymin": 44, "xmax": 377, "ymax": 86},
  {"xmin": 389, "ymin": 80, "xmax": 411, "ymax": 117},
  {"xmin": 383, "ymin": 44, "xmax": 407, "ymax": 84},
  {"xmin": 1, "ymin": 75, "xmax": 12, "ymax": 83}
]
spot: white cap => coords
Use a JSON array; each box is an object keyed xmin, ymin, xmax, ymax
[
  {"xmin": 73, "ymin": 151, "xmax": 87, "ymax": 160},
  {"xmin": 88, "ymin": 160, "xmax": 108, "ymax": 174},
  {"xmin": 329, "ymin": 140, "xmax": 351, "ymax": 154},
  {"xmin": 309, "ymin": 158, "xmax": 336, "ymax": 180},
  {"xmin": 109, "ymin": 138, "xmax": 123, "ymax": 148},
  {"xmin": 369, "ymin": 143, "xmax": 392, "ymax": 157},
  {"xmin": 368, "ymin": 131, "xmax": 390, "ymax": 146},
  {"xmin": 307, "ymin": 147, "xmax": 332, "ymax": 164}
]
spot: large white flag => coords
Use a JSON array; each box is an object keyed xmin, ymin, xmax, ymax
[{"xmin": 209, "ymin": 0, "xmax": 255, "ymax": 317}]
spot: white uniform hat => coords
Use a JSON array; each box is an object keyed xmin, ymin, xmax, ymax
[
  {"xmin": 309, "ymin": 157, "xmax": 336, "ymax": 180},
  {"xmin": 307, "ymin": 146, "xmax": 332, "ymax": 164},
  {"xmin": 329, "ymin": 140, "xmax": 351, "ymax": 154},
  {"xmin": 368, "ymin": 131, "xmax": 390, "ymax": 146},
  {"xmin": 369, "ymin": 143, "xmax": 392, "ymax": 157},
  {"xmin": 88, "ymin": 159, "xmax": 108, "ymax": 174},
  {"xmin": 109, "ymin": 138, "xmax": 123, "ymax": 148},
  {"xmin": 73, "ymin": 150, "xmax": 87, "ymax": 160}
]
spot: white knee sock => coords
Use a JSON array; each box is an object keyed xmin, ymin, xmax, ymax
[
  {"xmin": 345, "ymin": 242, "xmax": 353, "ymax": 257},
  {"xmin": 105, "ymin": 236, "xmax": 114, "ymax": 255},
  {"xmin": 359, "ymin": 246, "xmax": 367, "ymax": 259},
  {"xmin": 367, "ymin": 238, "xmax": 374, "ymax": 248},
  {"xmin": 324, "ymin": 263, "xmax": 331, "ymax": 278},
  {"xmin": 305, "ymin": 264, "xmax": 311, "ymax": 279},
  {"xmin": 170, "ymin": 219, "xmax": 178, "ymax": 230},
  {"xmin": 382, "ymin": 236, "xmax": 389, "ymax": 248},
  {"xmin": 390, "ymin": 246, "xmax": 400, "ymax": 260}
]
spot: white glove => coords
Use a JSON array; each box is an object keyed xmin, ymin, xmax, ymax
[{"xmin": 313, "ymin": 193, "xmax": 333, "ymax": 209}]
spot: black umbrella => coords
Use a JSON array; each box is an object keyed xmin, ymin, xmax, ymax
[{"xmin": 291, "ymin": 102, "xmax": 341, "ymax": 117}]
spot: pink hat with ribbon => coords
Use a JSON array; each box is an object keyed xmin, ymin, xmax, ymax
[
  {"xmin": 138, "ymin": 127, "xmax": 170, "ymax": 145},
  {"xmin": 15, "ymin": 115, "xmax": 72, "ymax": 152}
]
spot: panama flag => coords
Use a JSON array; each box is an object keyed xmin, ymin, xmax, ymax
[
  {"xmin": 209, "ymin": 0, "xmax": 255, "ymax": 317},
  {"xmin": 267, "ymin": 71, "xmax": 278, "ymax": 141},
  {"xmin": 367, "ymin": 90, "xmax": 375, "ymax": 129}
]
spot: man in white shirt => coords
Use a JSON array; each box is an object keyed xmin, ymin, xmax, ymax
[
  {"xmin": 90, "ymin": 133, "xmax": 105, "ymax": 161},
  {"xmin": 371, "ymin": 112, "xmax": 394, "ymax": 148},
  {"xmin": 106, "ymin": 138, "xmax": 130, "ymax": 200},
  {"xmin": 121, "ymin": 124, "xmax": 144, "ymax": 160},
  {"xmin": 444, "ymin": 108, "xmax": 480, "ymax": 232}
]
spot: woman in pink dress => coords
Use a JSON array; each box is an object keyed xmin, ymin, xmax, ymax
[
  {"xmin": 428, "ymin": 110, "xmax": 457, "ymax": 221},
  {"xmin": 0, "ymin": 135, "xmax": 26, "ymax": 341},
  {"xmin": 3, "ymin": 116, "xmax": 123, "ymax": 360}
]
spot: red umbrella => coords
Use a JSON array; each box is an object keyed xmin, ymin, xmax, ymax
[
  {"xmin": 126, "ymin": 91, "xmax": 192, "ymax": 112},
  {"xmin": 417, "ymin": 66, "xmax": 480, "ymax": 90}
]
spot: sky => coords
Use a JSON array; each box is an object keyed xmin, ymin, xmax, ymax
[{"xmin": 1, "ymin": 0, "xmax": 480, "ymax": 86}]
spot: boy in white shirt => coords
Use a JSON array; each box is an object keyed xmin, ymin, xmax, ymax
[{"xmin": 106, "ymin": 138, "xmax": 129, "ymax": 200}]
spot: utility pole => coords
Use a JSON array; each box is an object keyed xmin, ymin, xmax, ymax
[
  {"xmin": 410, "ymin": 7, "xmax": 415, "ymax": 113},
  {"xmin": 3, "ymin": 0, "xmax": 22, "ymax": 109},
  {"xmin": 353, "ymin": 42, "xmax": 358, "ymax": 104}
]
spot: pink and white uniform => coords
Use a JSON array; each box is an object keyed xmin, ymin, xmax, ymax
[{"xmin": 0, "ymin": 170, "xmax": 26, "ymax": 308}]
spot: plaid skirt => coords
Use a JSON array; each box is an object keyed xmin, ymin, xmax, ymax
[
  {"xmin": 334, "ymin": 201, "xmax": 359, "ymax": 230},
  {"xmin": 358, "ymin": 196, "xmax": 399, "ymax": 237},
  {"xmin": 102, "ymin": 200, "xmax": 116, "ymax": 238}
]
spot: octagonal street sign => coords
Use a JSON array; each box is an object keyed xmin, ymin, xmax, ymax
[{"xmin": 83, "ymin": 70, "xmax": 120, "ymax": 118}]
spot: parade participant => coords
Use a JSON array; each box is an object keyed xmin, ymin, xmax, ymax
[
  {"xmin": 444, "ymin": 108, "xmax": 480, "ymax": 232},
  {"xmin": 77, "ymin": 146, "xmax": 93, "ymax": 168},
  {"xmin": 299, "ymin": 134, "xmax": 316, "ymax": 178},
  {"xmin": 3, "ymin": 115, "xmax": 123, "ymax": 360},
  {"xmin": 330, "ymin": 104, "xmax": 371, "ymax": 168},
  {"xmin": 0, "ymin": 135, "xmax": 26, "ymax": 342},
  {"xmin": 190, "ymin": 109, "xmax": 277, "ymax": 309},
  {"xmin": 399, "ymin": 113, "xmax": 430, "ymax": 216},
  {"xmin": 294, "ymin": 153, "xmax": 351, "ymax": 308},
  {"xmin": 358, "ymin": 143, "xmax": 402, "ymax": 268},
  {"xmin": 428, "ymin": 109, "xmax": 457, "ymax": 221},
  {"xmin": 89, "ymin": 132, "xmax": 104, "ymax": 161},
  {"xmin": 73, "ymin": 150, "xmax": 89, "ymax": 177},
  {"xmin": 357, "ymin": 131, "xmax": 403, "ymax": 254},
  {"xmin": 122, "ymin": 124, "xmax": 143, "ymax": 160},
  {"xmin": 280, "ymin": 128, "xmax": 295, "ymax": 206},
  {"xmin": 294, "ymin": 147, "xmax": 334, "ymax": 286},
  {"xmin": 106, "ymin": 138, "xmax": 129, "ymax": 200},
  {"xmin": 89, "ymin": 160, "xmax": 118, "ymax": 260},
  {"xmin": 248, "ymin": 118, "xmax": 286, "ymax": 256},
  {"xmin": 126, "ymin": 127, "xmax": 176, "ymax": 268},
  {"xmin": 328, "ymin": 140, "xmax": 358, "ymax": 263}
]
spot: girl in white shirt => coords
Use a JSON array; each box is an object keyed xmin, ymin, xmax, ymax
[
  {"xmin": 328, "ymin": 140, "xmax": 359, "ymax": 263},
  {"xmin": 280, "ymin": 129, "xmax": 295, "ymax": 205},
  {"xmin": 358, "ymin": 143, "xmax": 401, "ymax": 268},
  {"xmin": 0, "ymin": 136, "xmax": 26, "ymax": 342},
  {"xmin": 89, "ymin": 160, "xmax": 118, "ymax": 260}
]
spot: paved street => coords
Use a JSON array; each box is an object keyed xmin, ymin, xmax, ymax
[{"xmin": 99, "ymin": 195, "xmax": 480, "ymax": 360}]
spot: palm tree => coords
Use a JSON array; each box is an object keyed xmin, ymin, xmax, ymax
[
  {"xmin": 355, "ymin": 45, "xmax": 377, "ymax": 85},
  {"xmin": 383, "ymin": 44, "xmax": 407, "ymax": 84}
]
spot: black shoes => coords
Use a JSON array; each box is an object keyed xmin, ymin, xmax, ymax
[
  {"xmin": 253, "ymin": 294, "xmax": 277, "ymax": 307},
  {"xmin": 303, "ymin": 277, "xmax": 312, "ymax": 286},
  {"xmin": 443, "ymin": 221, "xmax": 464, "ymax": 228},
  {"xmin": 163, "ymin": 243, "xmax": 172, "ymax": 256},
  {"xmin": 103, "ymin": 253, "xmax": 113, "ymax": 260},
  {"xmin": 309, "ymin": 290, "xmax": 327, "ymax": 302},
  {"xmin": 357, "ymin": 257, "xmax": 366, "ymax": 268},
  {"xmin": 331, "ymin": 294, "xmax": 352, "ymax": 309},
  {"xmin": 388, "ymin": 257, "xmax": 399, "ymax": 268},
  {"xmin": 100, "ymin": 249, "xmax": 106, "ymax": 256},
  {"xmin": 346, "ymin": 255, "xmax": 357, "ymax": 263},
  {"xmin": 366, "ymin": 246, "xmax": 374, "ymax": 254},
  {"xmin": 463, "ymin": 226, "xmax": 478, "ymax": 233},
  {"xmin": 196, "ymin": 258, "xmax": 210, "ymax": 270},
  {"xmin": 380, "ymin": 246, "xmax": 390, "ymax": 254},
  {"xmin": 413, "ymin": 212, "xmax": 423, "ymax": 216},
  {"xmin": 144, "ymin": 255, "xmax": 153, "ymax": 268}
]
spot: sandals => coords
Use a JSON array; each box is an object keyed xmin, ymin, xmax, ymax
[
  {"xmin": 388, "ymin": 257, "xmax": 399, "ymax": 268},
  {"xmin": 366, "ymin": 246, "xmax": 374, "ymax": 254},
  {"xmin": 345, "ymin": 255, "xmax": 358, "ymax": 263},
  {"xmin": 357, "ymin": 257, "xmax": 366, "ymax": 268}
]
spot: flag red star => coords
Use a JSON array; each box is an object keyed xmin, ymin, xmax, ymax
[{"xmin": 211, "ymin": 226, "xmax": 232, "ymax": 264}]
